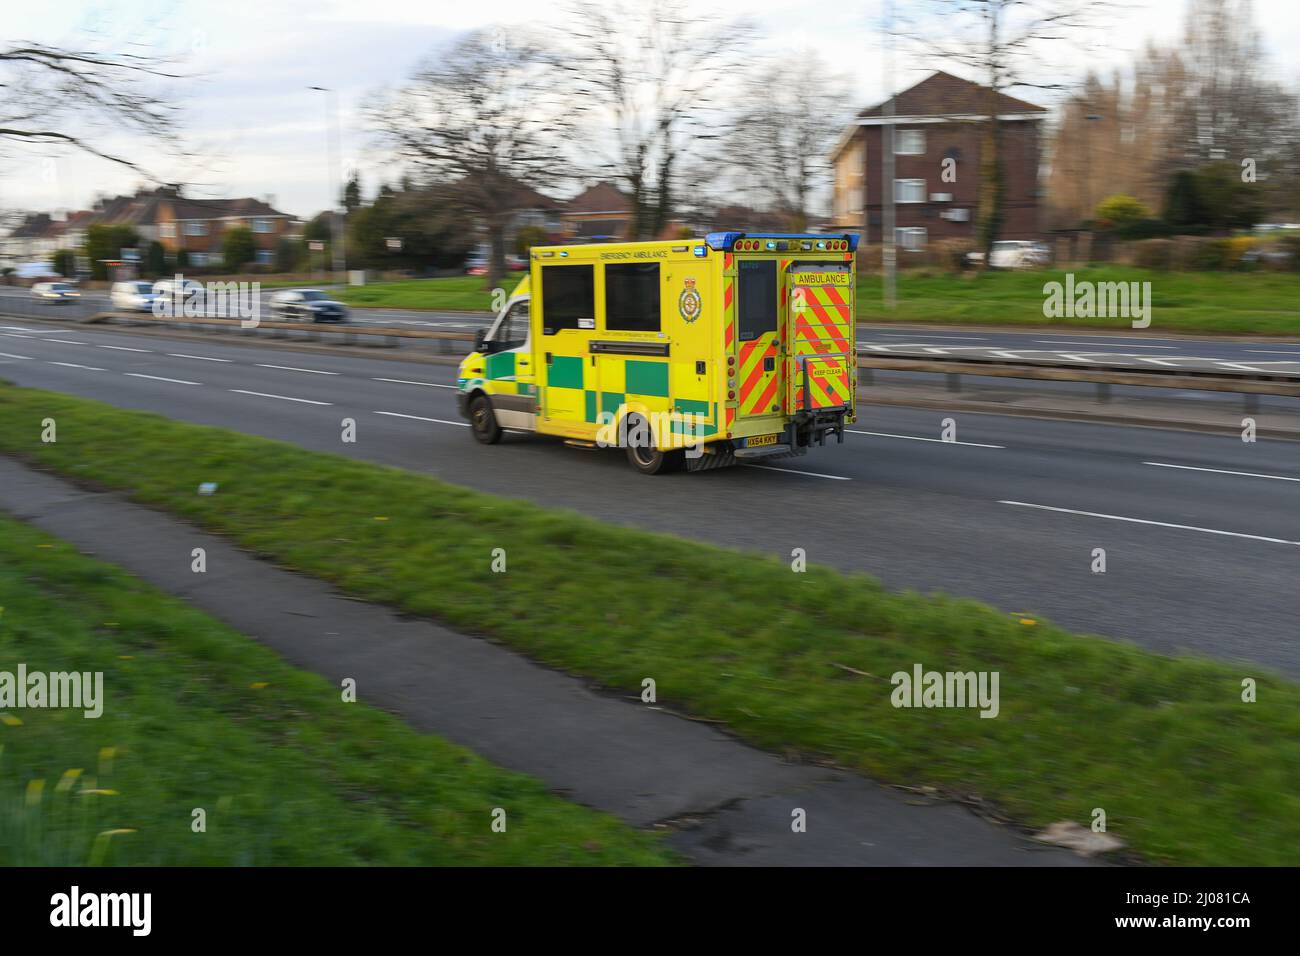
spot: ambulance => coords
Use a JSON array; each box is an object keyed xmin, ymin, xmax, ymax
[{"xmin": 456, "ymin": 232, "xmax": 859, "ymax": 474}]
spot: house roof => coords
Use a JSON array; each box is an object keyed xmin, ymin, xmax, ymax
[
  {"xmin": 856, "ymin": 70, "xmax": 1047, "ymax": 120},
  {"xmin": 564, "ymin": 182, "xmax": 632, "ymax": 215}
]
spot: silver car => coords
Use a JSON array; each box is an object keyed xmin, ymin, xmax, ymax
[
  {"xmin": 111, "ymin": 280, "xmax": 160, "ymax": 313},
  {"xmin": 31, "ymin": 281, "xmax": 80, "ymax": 303}
]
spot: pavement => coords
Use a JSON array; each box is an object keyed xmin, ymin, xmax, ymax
[
  {"xmin": 0, "ymin": 457, "xmax": 1087, "ymax": 866},
  {"xmin": 1, "ymin": 316, "xmax": 1298, "ymax": 678}
]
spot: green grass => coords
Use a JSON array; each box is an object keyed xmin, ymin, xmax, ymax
[
  {"xmin": 0, "ymin": 513, "xmax": 673, "ymax": 866},
  {"xmin": 336, "ymin": 276, "xmax": 510, "ymax": 312},
  {"xmin": 858, "ymin": 267, "xmax": 1300, "ymax": 335},
  {"xmin": 0, "ymin": 382, "xmax": 1296, "ymax": 865},
  {"xmin": 334, "ymin": 268, "xmax": 1300, "ymax": 336}
]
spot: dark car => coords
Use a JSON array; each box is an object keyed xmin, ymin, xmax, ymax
[{"xmin": 268, "ymin": 288, "xmax": 349, "ymax": 323}]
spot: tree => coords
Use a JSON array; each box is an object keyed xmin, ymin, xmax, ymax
[
  {"xmin": 564, "ymin": 1, "xmax": 752, "ymax": 239},
  {"xmin": 1095, "ymin": 194, "xmax": 1150, "ymax": 231},
  {"xmin": 372, "ymin": 28, "xmax": 571, "ymax": 285},
  {"xmin": 83, "ymin": 224, "xmax": 139, "ymax": 280},
  {"xmin": 222, "ymin": 227, "xmax": 257, "ymax": 271},
  {"xmin": 0, "ymin": 42, "xmax": 181, "ymax": 172},
  {"xmin": 145, "ymin": 241, "xmax": 167, "ymax": 277},
  {"xmin": 898, "ymin": 1, "xmax": 1113, "ymax": 264},
  {"xmin": 343, "ymin": 172, "xmax": 362, "ymax": 213},
  {"xmin": 274, "ymin": 238, "xmax": 302, "ymax": 273},
  {"xmin": 52, "ymin": 249, "xmax": 76, "ymax": 277},
  {"xmin": 514, "ymin": 225, "xmax": 548, "ymax": 258}
]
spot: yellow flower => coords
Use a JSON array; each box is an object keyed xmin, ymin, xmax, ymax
[
  {"xmin": 0, "ymin": 715, "xmax": 22, "ymax": 727},
  {"xmin": 25, "ymin": 779, "xmax": 45, "ymax": 807},
  {"xmin": 56, "ymin": 769, "xmax": 84, "ymax": 793},
  {"xmin": 249, "ymin": 681, "xmax": 269, "ymax": 690}
]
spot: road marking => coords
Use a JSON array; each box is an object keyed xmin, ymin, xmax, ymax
[
  {"xmin": 373, "ymin": 410, "xmax": 469, "ymax": 427},
  {"xmin": 372, "ymin": 377, "xmax": 455, "ymax": 388},
  {"xmin": 0, "ymin": 325, "xmax": 34, "ymax": 331},
  {"xmin": 0, "ymin": 351, "xmax": 34, "ymax": 360},
  {"xmin": 256, "ymin": 363, "xmax": 339, "ymax": 375},
  {"xmin": 167, "ymin": 353, "xmax": 231, "ymax": 362},
  {"xmin": 849, "ymin": 429, "xmax": 1004, "ymax": 449},
  {"xmin": 125, "ymin": 373, "xmax": 202, "ymax": 386},
  {"xmin": 230, "ymin": 389, "xmax": 332, "ymax": 405},
  {"xmin": 873, "ymin": 333, "xmax": 988, "ymax": 341},
  {"xmin": 999, "ymin": 500, "xmax": 1300, "ymax": 547},
  {"xmin": 1035, "ymin": 340, "xmax": 1175, "ymax": 349},
  {"xmin": 1244, "ymin": 349, "xmax": 1300, "ymax": 355},
  {"xmin": 47, "ymin": 361, "xmax": 105, "ymax": 371},
  {"xmin": 742, "ymin": 464, "xmax": 851, "ymax": 480},
  {"xmin": 97, "ymin": 344, "xmax": 152, "ymax": 352},
  {"xmin": 1144, "ymin": 461, "xmax": 1300, "ymax": 483},
  {"xmin": 0, "ymin": 332, "xmax": 35, "ymax": 338},
  {"xmin": 42, "ymin": 338, "xmax": 87, "ymax": 345}
]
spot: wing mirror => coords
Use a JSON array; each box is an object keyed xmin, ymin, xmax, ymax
[{"xmin": 474, "ymin": 328, "xmax": 488, "ymax": 353}]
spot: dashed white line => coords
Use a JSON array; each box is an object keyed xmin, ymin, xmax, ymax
[
  {"xmin": 1144, "ymin": 461, "xmax": 1300, "ymax": 483},
  {"xmin": 1244, "ymin": 349, "xmax": 1300, "ymax": 356},
  {"xmin": 125, "ymin": 373, "xmax": 202, "ymax": 386},
  {"xmin": 97, "ymin": 344, "xmax": 152, "ymax": 352},
  {"xmin": 999, "ymin": 500, "xmax": 1300, "ymax": 547},
  {"xmin": 1035, "ymin": 340, "xmax": 1175, "ymax": 349},
  {"xmin": 0, "ymin": 332, "xmax": 34, "ymax": 338},
  {"xmin": 373, "ymin": 410, "xmax": 469, "ymax": 427},
  {"xmin": 742, "ymin": 464, "xmax": 851, "ymax": 480},
  {"xmin": 47, "ymin": 361, "xmax": 105, "ymax": 371},
  {"xmin": 372, "ymin": 377, "xmax": 455, "ymax": 389},
  {"xmin": 848, "ymin": 429, "xmax": 1004, "ymax": 449},
  {"xmin": 230, "ymin": 389, "xmax": 332, "ymax": 405},
  {"xmin": 167, "ymin": 353, "xmax": 231, "ymax": 362},
  {"xmin": 0, "ymin": 351, "xmax": 33, "ymax": 360},
  {"xmin": 42, "ymin": 338, "xmax": 87, "ymax": 345},
  {"xmin": 256, "ymin": 363, "xmax": 340, "ymax": 375}
]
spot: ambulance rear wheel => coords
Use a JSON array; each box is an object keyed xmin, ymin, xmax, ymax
[
  {"xmin": 624, "ymin": 416, "xmax": 682, "ymax": 475},
  {"xmin": 469, "ymin": 394, "xmax": 502, "ymax": 445}
]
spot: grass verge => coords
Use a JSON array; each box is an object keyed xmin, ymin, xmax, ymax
[
  {"xmin": 0, "ymin": 512, "xmax": 673, "ymax": 865},
  {"xmin": 0, "ymin": 382, "xmax": 1296, "ymax": 865},
  {"xmin": 336, "ymin": 276, "xmax": 504, "ymax": 312}
]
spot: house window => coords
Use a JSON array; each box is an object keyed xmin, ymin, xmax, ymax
[
  {"xmin": 159, "ymin": 223, "xmax": 176, "ymax": 238},
  {"xmin": 253, "ymin": 219, "xmax": 273, "ymax": 234},
  {"xmin": 255, "ymin": 249, "xmax": 273, "ymax": 265},
  {"xmin": 189, "ymin": 252, "xmax": 209, "ymax": 266},
  {"xmin": 896, "ymin": 129, "xmax": 926, "ymax": 155},
  {"xmin": 895, "ymin": 228, "xmax": 928, "ymax": 251},
  {"xmin": 184, "ymin": 222, "xmax": 208, "ymax": 236},
  {"xmin": 894, "ymin": 179, "xmax": 926, "ymax": 204}
]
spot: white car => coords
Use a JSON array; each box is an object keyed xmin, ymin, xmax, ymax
[
  {"xmin": 111, "ymin": 280, "xmax": 161, "ymax": 313},
  {"xmin": 968, "ymin": 241, "xmax": 1051, "ymax": 269},
  {"xmin": 152, "ymin": 278, "xmax": 206, "ymax": 309},
  {"xmin": 31, "ymin": 281, "xmax": 80, "ymax": 303}
]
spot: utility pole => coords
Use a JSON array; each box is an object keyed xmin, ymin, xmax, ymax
[
  {"xmin": 882, "ymin": 0, "xmax": 896, "ymax": 309},
  {"xmin": 309, "ymin": 86, "xmax": 345, "ymax": 284}
]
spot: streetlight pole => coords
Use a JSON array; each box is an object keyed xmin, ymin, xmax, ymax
[
  {"xmin": 882, "ymin": 0, "xmax": 896, "ymax": 309},
  {"xmin": 309, "ymin": 85, "xmax": 345, "ymax": 285}
]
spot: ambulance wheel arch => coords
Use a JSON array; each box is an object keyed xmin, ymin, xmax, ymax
[{"xmin": 621, "ymin": 411, "xmax": 684, "ymax": 475}]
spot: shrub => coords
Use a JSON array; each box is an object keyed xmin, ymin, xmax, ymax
[{"xmin": 1130, "ymin": 239, "xmax": 1175, "ymax": 271}]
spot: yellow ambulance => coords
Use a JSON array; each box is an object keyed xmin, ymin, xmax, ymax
[{"xmin": 456, "ymin": 232, "xmax": 858, "ymax": 474}]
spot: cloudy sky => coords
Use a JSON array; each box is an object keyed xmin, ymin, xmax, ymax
[{"xmin": 3, "ymin": 0, "xmax": 1298, "ymax": 220}]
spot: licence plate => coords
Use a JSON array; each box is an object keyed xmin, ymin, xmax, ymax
[{"xmin": 748, "ymin": 434, "xmax": 779, "ymax": 447}]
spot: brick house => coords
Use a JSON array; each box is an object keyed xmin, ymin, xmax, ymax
[
  {"xmin": 150, "ymin": 195, "xmax": 293, "ymax": 267},
  {"xmin": 561, "ymin": 182, "xmax": 633, "ymax": 240},
  {"xmin": 830, "ymin": 71, "xmax": 1048, "ymax": 250}
]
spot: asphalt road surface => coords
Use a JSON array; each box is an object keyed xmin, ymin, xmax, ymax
[{"xmin": 1, "ymin": 317, "xmax": 1297, "ymax": 678}]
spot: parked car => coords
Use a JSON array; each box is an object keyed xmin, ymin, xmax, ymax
[
  {"xmin": 30, "ymin": 281, "xmax": 80, "ymax": 303},
  {"xmin": 111, "ymin": 280, "xmax": 161, "ymax": 313},
  {"xmin": 268, "ymin": 289, "xmax": 349, "ymax": 323},
  {"xmin": 464, "ymin": 256, "xmax": 489, "ymax": 276},
  {"xmin": 967, "ymin": 241, "xmax": 1051, "ymax": 269},
  {"xmin": 153, "ymin": 278, "xmax": 206, "ymax": 305}
]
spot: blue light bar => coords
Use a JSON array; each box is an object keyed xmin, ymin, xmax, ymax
[{"xmin": 705, "ymin": 232, "xmax": 861, "ymax": 252}]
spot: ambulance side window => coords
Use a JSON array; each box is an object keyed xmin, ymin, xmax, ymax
[
  {"xmin": 737, "ymin": 260, "xmax": 777, "ymax": 341},
  {"xmin": 604, "ymin": 263, "xmax": 661, "ymax": 332},
  {"xmin": 489, "ymin": 301, "xmax": 529, "ymax": 352},
  {"xmin": 541, "ymin": 265, "xmax": 595, "ymax": 335}
]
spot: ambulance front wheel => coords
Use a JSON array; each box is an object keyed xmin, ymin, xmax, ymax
[{"xmin": 468, "ymin": 394, "xmax": 502, "ymax": 445}]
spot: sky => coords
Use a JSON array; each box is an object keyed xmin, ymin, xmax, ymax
[{"xmin": 2, "ymin": 0, "xmax": 1298, "ymax": 221}]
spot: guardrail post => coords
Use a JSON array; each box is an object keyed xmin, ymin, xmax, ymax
[
  {"xmin": 1096, "ymin": 383, "xmax": 1112, "ymax": 403},
  {"xmin": 945, "ymin": 373, "xmax": 961, "ymax": 393},
  {"xmin": 1244, "ymin": 393, "xmax": 1260, "ymax": 415}
]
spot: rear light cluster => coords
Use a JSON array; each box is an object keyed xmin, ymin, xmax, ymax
[{"xmin": 734, "ymin": 238, "xmax": 849, "ymax": 252}]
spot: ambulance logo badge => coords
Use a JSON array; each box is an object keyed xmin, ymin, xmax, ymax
[{"xmin": 678, "ymin": 278, "xmax": 702, "ymax": 323}]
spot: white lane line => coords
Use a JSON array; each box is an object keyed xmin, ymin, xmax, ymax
[
  {"xmin": 373, "ymin": 410, "xmax": 469, "ymax": 427},
  {"xmin": 372, "ymin": 377, "xmax": 456, "ymax": 389},
  {"xmin": 47, "ymin": 361, "xmax": 105, "ymax": 371},
  {"xmin": 0, "ymin": 332, "xmax": 35, "ymax": 338},
  {"xmin": 1035, "ymin": 340, "xmax": 1175, "ymax": 349},
  {"xmin": 125, "ymin": 372, "xmax": 202, "ymax": 386},
  {"xmin": 42, "ymin": 338, "xmax": 87, "ymax": 345},
  {"xmin": 0, "ymin": 325, "xmax": 34, "ymax": 331},
  {"xmin": 742, "ymin": 464, "xmax": 851, "ymax": 480},
  {"xmin": 230, "ymin": 389, "xmax": 332, "ymax": 406},
  {"xmin": 0, "ymin": 351, "xmax": 34, "ymax": 360},
  {"xmin": 97, "ymin": 344, "xmax": 152, "ymax": 352},
  {"xmin": 999, "ymin": 500, "xmax": 1300, "ymax": 547},
  {"xmin": 873, "ymin": 333, "xmax": 988, "ymax": 341},
  {"xmin": 849, "ymin": 429, "xmax": 1005, "ymax": 449},
  {"xmin": 1144, "ymin": 461, "xmax": 1300, "ymax": 483},
  {"xmin": 168, "ymin": 353, "xmax": 231, "ymax": 362},
  {"xmin": 1244, "ymin": 349, "xmax": 1300, "ymax": 355},
  {"xmin": 256, "ymin": 363, "xmax": 340, "ymax": 376}
]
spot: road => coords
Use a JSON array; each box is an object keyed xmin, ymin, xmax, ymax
[{"xmin": 1, "ymin": 317, "xmax": 1298, "ymax": 678}]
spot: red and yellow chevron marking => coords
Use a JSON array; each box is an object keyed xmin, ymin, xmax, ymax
[
  {"xmin": 725, "ymin": 405, "xmax": 735, "ymax": 431},
  {"xmin": 737, "ymin": 337, "xmax": 779, "ymax": 416},
  {"xmin": 802, "ymin": 357, "xmax": 852, "ymax": 410},
  {"xmin": 723, "ymin": 278, "xmax": 734, "ymax": 348}
]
